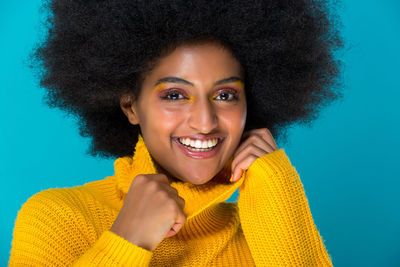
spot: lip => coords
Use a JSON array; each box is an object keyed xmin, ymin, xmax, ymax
[
  {"xmin": 173, "ymin": 137, "xmax": 224, "ymax": 159},
  {"xmin": 175, "ymin": 134, "xmax": 225, "ymax": 141}
]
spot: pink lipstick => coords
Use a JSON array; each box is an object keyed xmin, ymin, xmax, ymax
[{"xmin": 173, "ymin": 137, "xmax": 224, "ymax": 159}]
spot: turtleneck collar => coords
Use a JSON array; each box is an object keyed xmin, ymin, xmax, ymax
[{"xmin": 113, "ymin": 134, "xmax": 245, "ymax": 220}]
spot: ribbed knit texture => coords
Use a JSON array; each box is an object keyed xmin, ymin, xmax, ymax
[{"xmin": 9, "ymin": 134, "xmax": 333, "ymax": 266}]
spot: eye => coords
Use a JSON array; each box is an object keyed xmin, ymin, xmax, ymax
[
  {"xmin": 159, "ymin": 89, "xmax": 188, "ymax": 101},
  {"xmin": 214, "ymin": 89, "xmax": 239, "ymax": 102}
]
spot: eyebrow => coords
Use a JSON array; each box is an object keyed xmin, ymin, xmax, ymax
[{"xmin": 154, "ymin": 76, "xmax": 244, "ymax": 87}]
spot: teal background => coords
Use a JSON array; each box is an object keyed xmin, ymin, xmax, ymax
[{"xmin": 1, "ymin": 1, "xmax": 399, "ymax": 266}]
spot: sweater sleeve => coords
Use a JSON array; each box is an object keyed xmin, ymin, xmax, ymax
[
  {"xmin": 9, "ymin": 189, "xmax": 152, "ymax": 266},
  {"xmin": 237, "ymin": 148, "xmax": 333, "ymax": 266}
]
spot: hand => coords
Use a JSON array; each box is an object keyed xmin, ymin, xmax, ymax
[
  {"xmin": 110, "ymin": 174, "xmax": 187, "ymax": 252},
  {"xmin": 231, "ymin": 128, "xmax": 279, "ymax": 182}
]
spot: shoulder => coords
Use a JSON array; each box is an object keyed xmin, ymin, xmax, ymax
[
  {"xmin": 15, "ymin": 186, "xmax": 89, "ymax": 225},
  {"xmin": 14, "ymin": 176, "xmax": 122, "ymax": 230},
  {"xmin": 11, "ymin": 185, "xmax": 104, "ymax": 265},
  {"xmin": 22, "ymin": 184, "xmax": 88, "ymax": 206},
  {"xmin": 12, "ymin": 183, "xmax": 109, "ymax": 248},
  {"xmin": 19, "ymin": 175, "xmax": 119, "ymax": 214}
]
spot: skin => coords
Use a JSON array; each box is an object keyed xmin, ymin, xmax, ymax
[
  {"xmin": 120, "ymin": 42, "xmax": 279, "ymax": 184},
  {"xmin": 114, "ymin": 42, "xmax": 280, "ymax": 251}
]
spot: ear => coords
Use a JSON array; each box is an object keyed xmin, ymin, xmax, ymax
[{"xmin": 120, "ymin": 93, "xmax": 140, "ymax": 125}]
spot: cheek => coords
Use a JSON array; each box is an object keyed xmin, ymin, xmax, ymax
[
  {"xmin": 217, "ymin": 108, "xmax": 246, "ymax": 156},
  {"xmin": 218, "ymin": 106, "xmax": 246, "ymax": 132},
  {"xmin": 143, "ymin": 104, "xmax": 186, "ymax": 134},
  {"xmin": 218, "ymin": 107, "xmax": 246, "ymax": 146}
]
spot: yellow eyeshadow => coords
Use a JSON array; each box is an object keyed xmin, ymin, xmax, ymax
[
  {"xmin": 187, "ymin": 95, "xmax": 195, "ymax": 103},
  {"xmin": 208, "ymin": 81, "xmax": 244, "ymax": 101},
  {"xmin": 153, "ymin": 83, "xmax": 194, "ymax": 102},
  {"xmin": 153, "ymin": 81, "xmax": 244, "ymax": 102},
  {"xmin": 152, "ymin": 83, "xmax": 167, "ymax": 93},
  {"xmin": 233, "ymin": 81, "xmax": 245, "ymax": 88}
]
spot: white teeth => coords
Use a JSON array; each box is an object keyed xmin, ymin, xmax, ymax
[
  {"xmin": 195, "ymin": 140, "xmax": 202, "ymax": 148},
  {"xmin": 207, "ymin": 140, "xmax": 212, "ymax": 147},
  {"xmin": 190, "ymin": 140, "xmax": 196, "ymax": 147},
  {"xmin": 178, "ymin": 137, "xmax": 219, "ymax": 149},
  {"xmin": 201, "ymin": 141, "xmax": 208, "ymax": 148}
]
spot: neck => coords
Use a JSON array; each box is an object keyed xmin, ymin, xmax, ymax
[
  {"xmin": 152, "ymin": 159, "xmax": 181, "ymax": 183},
  {"xmin": 151, "ymin": 155, "xmax": 234, "ymax": 185}
]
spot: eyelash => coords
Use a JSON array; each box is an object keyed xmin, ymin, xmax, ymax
[{"xmin": 159, "ymin": 88, "xmax": 239, "ymax": 102}]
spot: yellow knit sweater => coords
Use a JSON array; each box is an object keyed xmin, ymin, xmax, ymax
[{"xmin": 9, "ymin": 134, "xmax": 333, "ymax": 266}]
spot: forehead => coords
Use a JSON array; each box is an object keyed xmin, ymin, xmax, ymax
[{"xmin": 143, "ymin": 43, "xmax": 244, "ymax": 86}]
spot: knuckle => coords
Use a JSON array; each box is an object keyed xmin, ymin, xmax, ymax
[
  {"xmin": 158, "ymin": 173, "xmax": 169, "ymax": 181},
  {"xmin": 249, "ymin": 135, "xmax": 258, "ymax": 141},
  {"xmin": 146, "ymin": 181, "xmax": 162, "ymax": 194},
  {"xmin": 244, "ymin": 143, "xmax": 256, "ymax": 153},
  {"xmin": 166, "ymin": 199, "xmax": 179, "ymax": 212},
  {"xmin": 249, "ymin": 154, "xmax": 258, "ymax": 162},
  {"xmin": 156, "ymin": 189, "xmax": 169, "ymax": 200},
  {"xmin": 170, "ymin": 186, "xmax": 179, "ymax": 194},
  {"xmin": 263, "ymin": 128, "xmax": 271, "ymax": 136},
  {"xmin": 134, "ymin": 174, "xmax": 147, "ymax": 183}
]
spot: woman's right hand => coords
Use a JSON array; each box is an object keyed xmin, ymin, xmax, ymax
[{"xmin": 110, "ymin": 174, "xmax": 187, "ymax": 252}]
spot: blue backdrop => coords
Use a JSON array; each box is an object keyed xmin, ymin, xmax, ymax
[{"xmin": 1, "ymin": 1, "xmax": 399, "ymax": 266}]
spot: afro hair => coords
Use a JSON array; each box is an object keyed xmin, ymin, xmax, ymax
[{"xmin": 30, "ymin": 0, "xmax": 344, "ymax": 159}]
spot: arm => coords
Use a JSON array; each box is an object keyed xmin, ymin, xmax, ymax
[
  {"xmin": 9, "ymin": 189, "xmax": 152, "ymax": 266},
  {"xmin": 237, "ymin": 149, "xmax": 333, "ymax": 266},
  {"xmin": 72, "ymin": 231, "xmax": 152, "ymax": 266}
]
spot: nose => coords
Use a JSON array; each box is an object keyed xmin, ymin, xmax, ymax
[{"xmin": 188, "ymin": 97, "xmax": 218, "ymax": 133}]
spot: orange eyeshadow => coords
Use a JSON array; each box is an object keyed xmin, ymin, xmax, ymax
[
  {"xmin": 186, "ymin": 95, "xmax": 194, "ymax": 103},
  {"xmin": 233, "ymin": 81, "xmax": 245, "ymax": 88},
  {"xmin": 152, "ymin": 83, "xmax": 167, "ymax": 93}
]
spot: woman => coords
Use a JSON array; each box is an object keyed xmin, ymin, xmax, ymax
[{"xmin": 9, "ymin": 0, "xmax": 343, "ymax": 265}]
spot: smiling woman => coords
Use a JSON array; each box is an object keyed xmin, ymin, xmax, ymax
[
  {"xmin": 119, "ymin": 43, "xmax": 247, "ymax": 185},
  {"xmin": 9, "ymin": 0, "xmax": 343, "ymax": 266}
]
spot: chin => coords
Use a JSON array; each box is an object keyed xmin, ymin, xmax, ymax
[
  {"xmin": 189, "ymin": 178, "xmax": 213, "ymax": 185},
  {"xmin": 179, "ymin": 172, "xmax": 216, "ymax": 185}
]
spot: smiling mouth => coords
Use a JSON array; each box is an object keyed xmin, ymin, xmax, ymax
[
  {"xmin": 173, "ymin": 137, "xmax": 225, "ymax": 159},
  {"xmin": 177, "ymin": 138, "xmax": 223, "ymax": 152}
]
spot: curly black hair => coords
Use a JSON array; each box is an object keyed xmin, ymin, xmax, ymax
[{"xmin": 30, "ymin": 0, "xmax": 343, "ymax": 159}]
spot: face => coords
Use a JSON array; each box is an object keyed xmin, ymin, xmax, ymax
[{"xmin": 120, "ymin": 42, "xmax": 247, "ymax": 185}]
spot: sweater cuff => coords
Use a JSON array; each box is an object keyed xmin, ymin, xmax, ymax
[
  {"xmin": 243, "ymin": 148, "xmax": 297, "ymax": 190},
  {"xmin": 249, "ymin": 148, "xmax": 295, "ymax": 177},
  {"xmin": 87, "ymin": 230, "xmax": 153, "ymax": 265}
]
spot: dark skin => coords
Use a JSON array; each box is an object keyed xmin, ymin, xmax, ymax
[{"xmin": 114, "ymin": 42, "xmax": 279, "ymax": 251}]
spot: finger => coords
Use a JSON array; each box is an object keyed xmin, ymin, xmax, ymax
[
  {"xmin": 175, "ymin": 195, "xmax": 185, "ymax": 211},
  {"xmin": 232, "ymin": 154, "xmax": 259, "ymax": 182},
  {"xmin": 169, "ymin": 208, "xmax": 187, "ymax": 237},
  {"xmin": 149, "ymin": 173, "xmax": 170, "ymax": 185},
  {"xmin": 159, "ymin": 184, "xmax": 186, "ymax": 211},
  {"xmin": 232, "ymin": 143, "xmax": 268, "ymax": 174},
  {"xmin": 165, "ymin": 211, "xmax": 186, "ymax": 238},
  {"xmin": 241, "ymin": 128, "xmax": 279, "ymax": 151},
  {"xmin": 231, "ymin": 145, "xmax": 267, "ymax": 181},
  {"xmin": 259, "ymin": 128, "xmax": 278, "ymax": 150},
  {"xmin": 234, "ymin": 134, "xmax": 275, "ymax": 158}
]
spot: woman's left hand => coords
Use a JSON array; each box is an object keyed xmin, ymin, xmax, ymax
[{"xmin": 231, "ymin": 128, "xmax": 279, "ymax": 183}]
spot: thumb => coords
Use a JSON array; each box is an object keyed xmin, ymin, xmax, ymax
[
  {"xmin": 231, "ymin": 168, "xmax": 243, "ymax": 183},
  {"xmin": 165, "ymin": 210, "xmax": 187, "ymax": 238}
]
